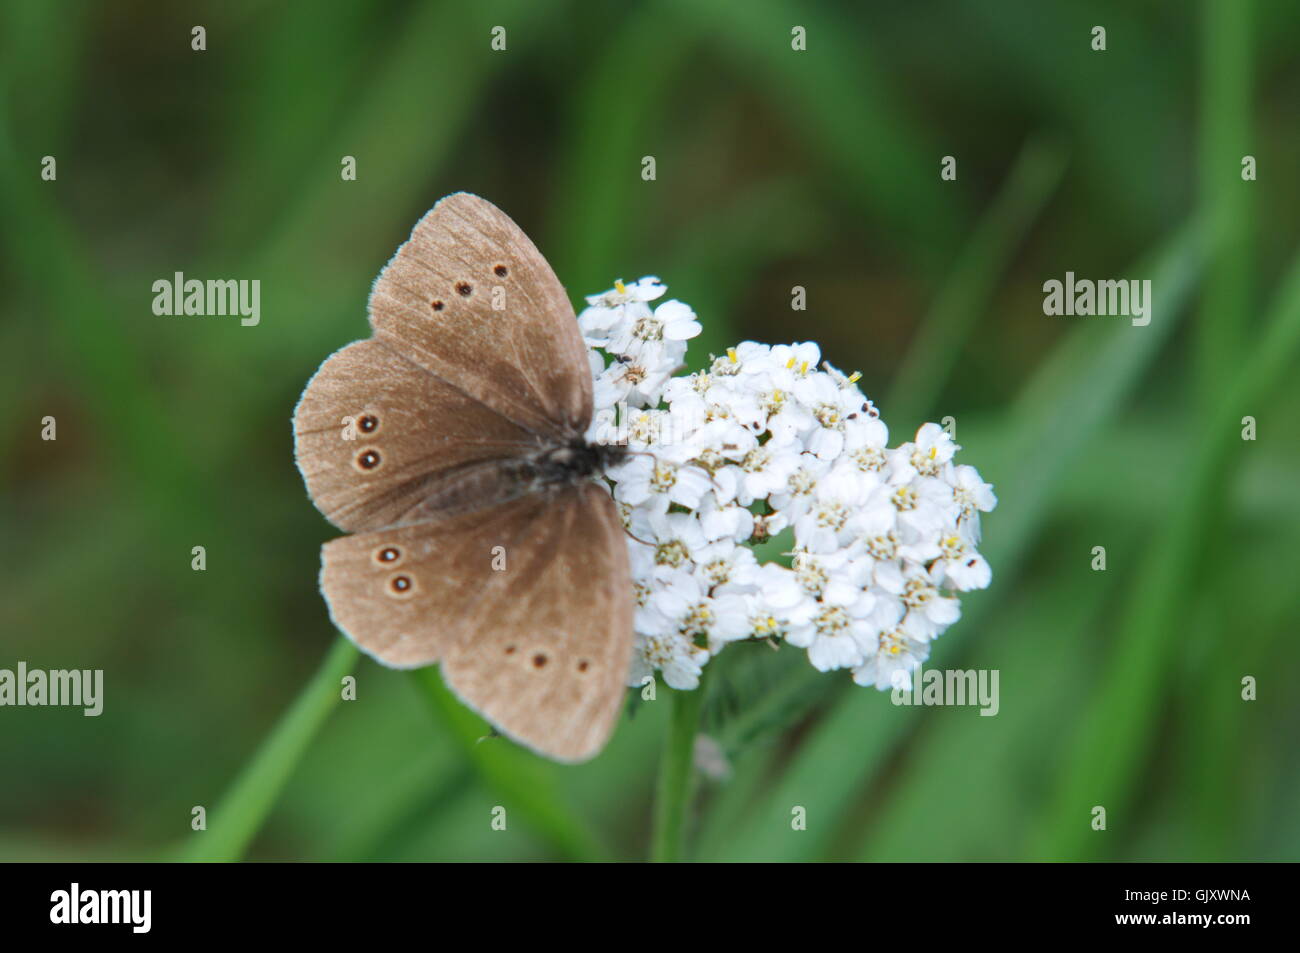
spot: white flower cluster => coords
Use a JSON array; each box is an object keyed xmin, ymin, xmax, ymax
[{"xmin": 579, "ymin": 278, "xmax": 996, "ymax": 693}]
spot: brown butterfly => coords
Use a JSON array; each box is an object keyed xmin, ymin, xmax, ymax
[{"xmin": 293, "ymin": 193, "xmax": 633, "ymax": 762}]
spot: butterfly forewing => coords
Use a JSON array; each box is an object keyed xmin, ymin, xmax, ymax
[
  {"xmin": 294, "ymin": 338, "xmax": 540, "ymax": 533},
  {"xmin": 368, "ymin": 192, "xmax": 592, "ymax": 439},
  {"xmin": 439, "ymin": 484, "xmax": 633, "ymax": 763}
]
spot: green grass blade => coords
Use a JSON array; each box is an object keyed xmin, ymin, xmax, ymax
[
  {"xmin": 887, "ymin": 135, "xmax": 1067, "ymax": 427},
  {"xmin": 664, "ymin": 0, "xmax": 962, "ymax": 276},
  {"xmin": 408, "ymin": 667, "xmax": 611, "ymax": 862},
  {"xmin": 1033, "ymin": 246, "xmax": 1300, "ymax": 859},
  {"xmin": 181, "ymin": 638, "xmax": 359, "ymax": 862},
  {"xmin": 1196, "ymin": 0, "xmax": 1254, "ymax": 399}
]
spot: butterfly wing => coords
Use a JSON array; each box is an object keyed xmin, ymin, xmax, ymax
[
  {"xmin": 293, "ymin": 338, "xmax": 542, "ymax": 533},
  {"xmin": 367, "ymin": 192, "xmax": 592, "ymax": 439},
  {"xmin": 440, "ymin": 483, "xmax": 634, "ymax": 763},
  {"xmin": 318, "ymin": 492, "xmax": 550, "ymax": 668},
  {"xmin": 301, "ymin": 193, "xmax": 634, "ymax": 762}
]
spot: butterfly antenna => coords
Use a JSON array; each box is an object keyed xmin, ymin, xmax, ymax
[
  {"xmin": 620, "ymin": 448, "xmax": 659, "ymax": 463},
  {"xmin": 621, "ymin": 525, "xmax": 657, "ymax": 547}
]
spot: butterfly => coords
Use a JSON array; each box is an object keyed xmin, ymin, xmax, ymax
[{"xmin": 293, "ymin": 193, "xmax": 634, "ymax": 762}]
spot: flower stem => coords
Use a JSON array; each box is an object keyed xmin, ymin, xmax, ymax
[{"xmin": 651, "ymin": 672, "xmax": 710, "ymax": 862}]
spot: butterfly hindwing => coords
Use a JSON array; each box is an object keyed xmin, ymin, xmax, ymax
[
  {"xmin": 440, "ymin": 483, "xmax": 634, "ymax": 763},
  {"xmin": 319, "ymin": 493, "xmax": 550, "ymax": 668}
]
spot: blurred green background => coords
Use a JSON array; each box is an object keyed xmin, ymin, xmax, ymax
[{"xmin": 2, "ymin": 0, "xmax": 1298, "ymax": 862}]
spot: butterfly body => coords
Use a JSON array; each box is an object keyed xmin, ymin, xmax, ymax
[
  {"xmin": 530, "ymin": 440, "xmax": 629, "ymax": 486},
  {"xmin": 294, "ymin": 193, "xmax": 634, "ymax": 763}
]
